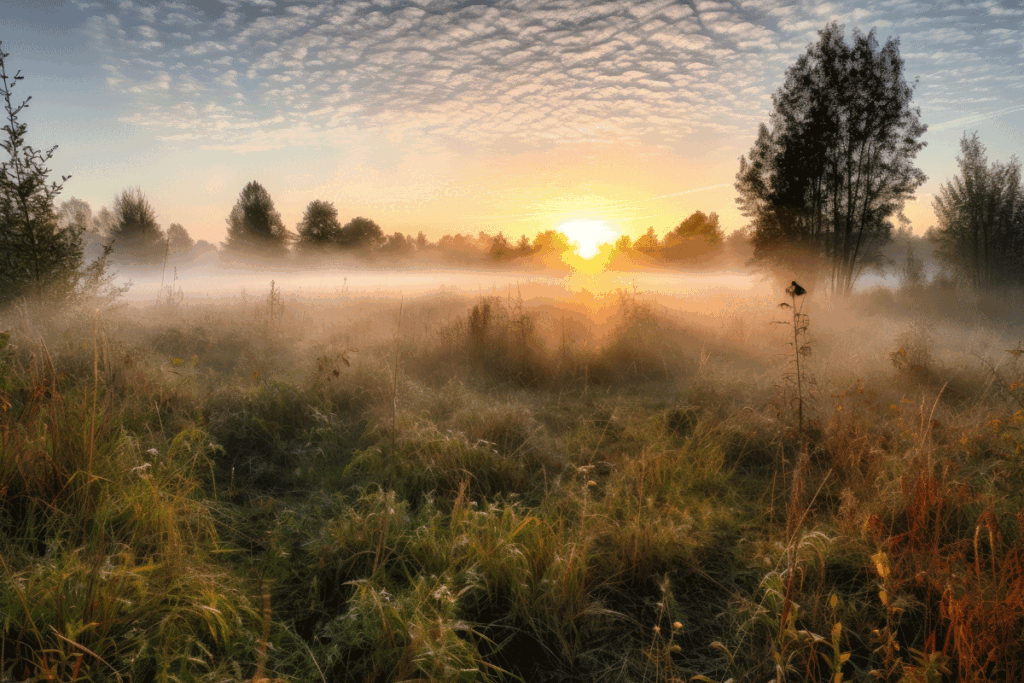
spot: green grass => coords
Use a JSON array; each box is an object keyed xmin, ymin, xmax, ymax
[{"xmin": 3, "ymin": 283, "xmax": 1024, "ymax": 682}]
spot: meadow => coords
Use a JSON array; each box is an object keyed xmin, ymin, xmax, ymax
[{"xmin": 3, "ymin": 272, "xmax": 1024, "ymax": 683}]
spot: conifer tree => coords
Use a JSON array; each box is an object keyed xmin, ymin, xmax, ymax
[{"xmin": 0, "ymin": 41, "xmax": 84, "ymax": 304}]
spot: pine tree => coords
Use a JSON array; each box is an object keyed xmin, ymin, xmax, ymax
[{"xmin": 0, "ymin": 41, "xmax": 84, "ymax": 305}]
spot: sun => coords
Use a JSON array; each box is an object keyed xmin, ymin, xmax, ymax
[{"xmin": 556, "ymin": 219, "xmax": 618, "ymax": 259}]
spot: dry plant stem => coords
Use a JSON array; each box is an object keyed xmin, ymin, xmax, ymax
[
  {"xmin": 158, "ymin": 235, "xmax": 169, "ymax": 303},
  {"xmin": 791, "ymin": 292, "xmax": 803, "ymax": 438},
  {"xmin": 392, "ymin": 294, "xmax": 403, "ymax": 458},
  {"xmin": 89, "ymin": 311, "xmax": 99, "ymax": 477}
]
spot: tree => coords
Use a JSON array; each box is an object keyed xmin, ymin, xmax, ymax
[
  {"xmin": 661, "ymin": 211, "xmax": 724, "ymax": 261},
  {"xmin": 92, "ymin": 206, "xmax": 114, "ymax": 235},
  {"xmin": 669, "ymin": 211, "xmax": 723, "ymax": 244},
  {"xmin": 381, "ymin": 231, "xmax": 414, "ymax": 255},
  {"xmin": 58, "ymin": 197, "xmax": 92, "ymax": 233},
  {"xmin": 337, "ymin": 216, "xmax": 385, "ymax": 250},
  {"xmin": 166, "ymin": 222, "xmax": 194, "ymax": 255},
  {"xmin": 735, "ymin": 22, "xmax": 927, "ymax": 295},
  {"xmin": 295, "ymin": 199, "xmax": 342, "ymax": 253},
  {"xmin": 931, "ymin": 132, "xmax": 1024, "ymax": 288},
  {"xmin": 223, "ymin": 181, "xmax": 289, "ymax": 257},
  {"xmin": 489, "ymin": 232, "xmax": 511, "ymax": 260},
  {"xmin": 0, "ymin": 41, "xmax": 85, "ymax": 304},
  {"xmin": 633, "ymin": 227, "xmax": 659, "ymax": 254},
  {"xmin": 108, "ymin": 187, "xmax": 165, "ymax": 263}
]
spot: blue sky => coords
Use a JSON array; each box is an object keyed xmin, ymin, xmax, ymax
[{"xmin": 3, "ymin": 0, "xmax": 1023, "ymax": 245}]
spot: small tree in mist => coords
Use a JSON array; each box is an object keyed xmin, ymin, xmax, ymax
[
  {"xmin": 166, "ymin": 222, "xmax": 193, "ymax": 255},
  {"xmin": 0, "ymin": 41, "xmax": 85, "ymax": 305},
  {"xmin": 295, "ymin": 199, "xmax": 342, "ymax": 254},
  {"xmin": 381, "ymin": 231, "xmax": 414, "ymax": 255},
  {"xmin": 92, "ymin": 205, "xmax": 114, "ymax": 235},
  {"xmin": 223, "ymin": 181, "xmax": 289, "ymax": 258},
  {"xmin": 57, "ymin": 197, "xmax": 92, "ymax": 234},
  {"xmin": 736, "ymin": 22, "xmax": 927, "ymax": 295},
  {"xmin": 931, "ymin": 132, "xmax": 1024, "ymax": 288},
  {"xmin": 109, "ymin": 187, "xmax": 165, "ymax": 263},
  {"xmin": 337, "ymin": 216, "xmax": 384, "ymax": 251}
]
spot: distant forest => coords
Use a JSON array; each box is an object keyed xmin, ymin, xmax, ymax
[
  {"xmin": 4, "ymin": 21, "xmax": 1024, "ymax": 307},
  {"xmin": 58, "ymin": 183, "xmax": 750, "ymax": 271}
]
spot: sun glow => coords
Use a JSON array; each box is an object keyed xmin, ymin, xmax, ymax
[{"xmin": 556, "ymin": 219, "xmax": 618, "ymax": 259}]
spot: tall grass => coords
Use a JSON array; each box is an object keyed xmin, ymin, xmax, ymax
[{"xmin": 2, "ymin": 282, "xmax": 1024, "ymax": 681}]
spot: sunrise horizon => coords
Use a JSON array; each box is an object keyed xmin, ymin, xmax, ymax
[{"xmin": 4, "ymin": 0, "xmax": 1023, "ymax": 249}]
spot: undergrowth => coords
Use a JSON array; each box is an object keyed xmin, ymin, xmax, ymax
[{"xmin": 2, "ymin": 283, "xmax": 1024, "ymax": 682}]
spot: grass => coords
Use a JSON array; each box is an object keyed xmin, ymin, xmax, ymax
[{"xmin": 2, "ymin": 280, "xmax": 1024, "ymax": 682}]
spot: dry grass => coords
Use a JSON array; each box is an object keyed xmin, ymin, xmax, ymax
[{"xmin": 2, "ymin": 280, "xmax": 1024, "ymax": 681}]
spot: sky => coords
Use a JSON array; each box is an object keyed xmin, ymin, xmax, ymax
[{"xmin": 2, "ymin": 0, "xmax": 1023, "ymax": 247}]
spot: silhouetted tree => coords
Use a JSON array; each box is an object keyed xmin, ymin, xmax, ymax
[
  {"xmin": 661, "ymin": 211, "xmax": 724, "ymax": 261},
  {"xmin": 223, "ymin": 181, "xmax": 289, "ymax": 257},
  {"xmin": 516, "ymin": 234, "xmax": 533, "ymax": 255},
  {"xmin": 438, "ymin": 233, "xmax": 478, "ymax": 261},
  {"xmin": 931, "ymin": 132, "xmax": 1024, "ymax": 288},
  {"xmin": 295, "ymin": 199, "xmax": 342, "ymax": 253},
  {"xmin": 109, "ymin": 187, "xmax": 165, "ymax": 263},
  {"xmin": 381, "ymin": 231, "xmax": 414, "ymax": 255},
  {"xmin": 735, "ymin": 22, "xmax": 927, "ymax": 295},
  {"xmin": 337, "ymin": 216, "xmax": 385, "ymax": 250},
  {"xmin": 489, "ymin": 232, "xmax": 512, "ymax": 260},
  {"xmin": 415, "ymin": 231, "xmax": 429, "ymax": 250},
  {"xmin": 166, "ymin": 222, "xmax": 194, "ymax": 255},
  {"xmin": 0, "ymin": 42, "xmax": 85, "ymax": 304},
  {"xmin": 532, "ymin": 229, "xmax": 572, "ymax": 255},
  {"xmin": 633, "ymin": 227, "xmax": 659, "ymax": 254}
]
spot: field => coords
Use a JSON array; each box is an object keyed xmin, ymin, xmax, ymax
[{"xmin": 3, "ymin": 274, "xmax": 1024, "ymax": 683}]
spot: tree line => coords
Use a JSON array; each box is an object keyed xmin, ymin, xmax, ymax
[
  {"xmin": 66, "ymin": 176, "xmax": 742, "ymax": 268},
  {"xmin": 5, "ymin": 25, "xmax": 1024, "ymax": 309}
]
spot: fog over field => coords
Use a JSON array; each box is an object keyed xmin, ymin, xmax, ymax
[{"xmin": 8, "ymin": 1, "xmax": 1024, "ymax": 680}]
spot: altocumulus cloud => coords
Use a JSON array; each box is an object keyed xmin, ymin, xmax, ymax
[{"xmin": 80, "ymin": 0, "xmax": 1024, "ymax": 153}]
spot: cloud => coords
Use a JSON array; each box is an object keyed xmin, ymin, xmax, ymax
[{"xmin": 74, "ymin": 0, "xmax": 1022, "ymax": 159}]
